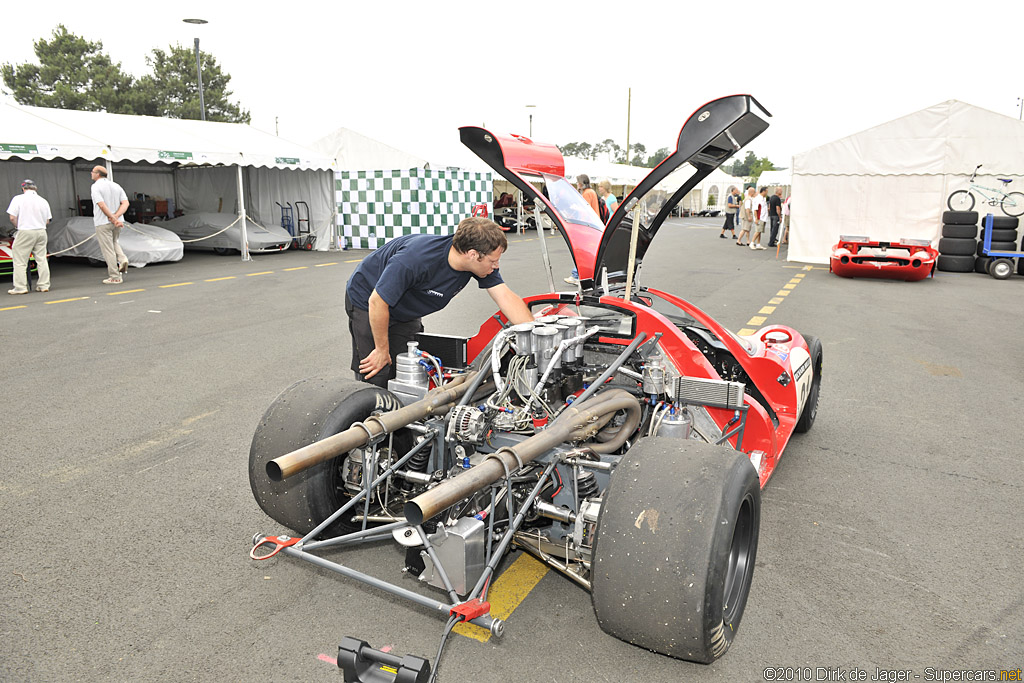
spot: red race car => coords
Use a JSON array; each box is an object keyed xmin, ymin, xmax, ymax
[
  {"xmin": 830, "ymin": 235, "xmax": 938, "ymax": 281},
  {"xmin": 249, "ymin": 95, "xmax": 822, "ymax": 678}
]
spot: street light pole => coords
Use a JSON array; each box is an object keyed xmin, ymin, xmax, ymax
[
  {"xmin": 1018, "ymin": 97, "xmax": 1023, "ymax": 121},
  {"xmin": 525, "ymin": 104, "xmax": 536, "ymax": 137},
  {"xmin": 183, "ymin": 19, "xmax": 208, "ymax": 121}
]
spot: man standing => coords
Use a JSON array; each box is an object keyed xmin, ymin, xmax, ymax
[
  {"xmin": 90, "ymin": 165, "xmax": 130, "ymax": 284},
  {"xmin": 720, "ymin": 186, "xmax": 740, "ymax": 239},
  {"xmin": 345, "ymin": 216, "xmax": 534, "ymax": 388},
  {"xmin": 767, "ymin": 187, "xmax": 783, "ymax": 247},
  {"xmin": 736, "ymin": 187, "xmax": 755, "ymax": 247},
  {"xmin": 750, "ymin": 187, "xmax": 768, "ymax": 250},
  {"xmin": 6, "ymin": 179, "xmax": 52, "ymax": 295}
]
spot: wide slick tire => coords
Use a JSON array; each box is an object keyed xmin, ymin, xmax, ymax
[
  {"xmin": 938, "ymin": 237, "xmax": 976, "ymax": 256},
  {"xmin": 592, "ymin": 439, "xmax": 761, "ymax": 664},
  {"xmin": 936, "ymin": 254, "xmax": 974, "ymax": 272},
  {"xmin": 248, "ymin": 375, "xmax": 408, "ymax": 536},
  {"xmin": 941, "ymin": 223, "xmax": 977, "ymax": 239}
]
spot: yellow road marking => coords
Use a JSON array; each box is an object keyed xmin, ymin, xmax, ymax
[
  {"xmin": 783, "ymin": 283, "xmax": 797, "ymax": 290},
  {"xmin": 738, "ymin": 328, "xmax": 756, "ymax": 336},
  {"xmin": 45, "ymin": 297, "xmax": 90, "ymax": 304},
  {"xmin": 747, "ymin": 315, "xmax": 767, "ymax": 326},
  {"xmin": 160, "ymin": 282, "xmax": 193, "ymax": 288},
  {"xmin": 314, "ymin": 262, "xmax": 338, "ymax": 267},
  {"xmin": 1, "ymin": 305, "xmax": 27, "ymax": 311},
  {"xmin": 246, "ymin": 271, "xmax": 273, "ymax": 277},
  {"xmin": 107, "ymin": 289, "xmax": 145, "ymax": 295},
  {"xmin": 758, "ymin": 306, "xmax": 776, "ymax": 314},
  {"xmin": 787, "ymin": 279, "xmax": 802, "ymax": 285},
  {"xmin": 776, "ymin": 289, "xmax": 791, "ymax": 296},
  {"xmin": 344, "ymin": 259, "xmax": 363, "ymax": 263},
  {"xmin": 769, "ymin": 297, "xmax": 783, "ymax": 304},
  {"xmin": 453, "ymin": 553, "xmax": 549, "ymax": 642},
  {"xmin": 205, "ymin": 276, "xmax": 236, "ymax": 282},
  {"xmin": 283, "ymin": 266, "xmax": 308, "ymax": 271}
]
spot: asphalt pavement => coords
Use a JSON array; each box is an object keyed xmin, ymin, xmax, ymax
[{"xmin": 1, "ymin": 219, "xmax": 1021, "ymax": 681}]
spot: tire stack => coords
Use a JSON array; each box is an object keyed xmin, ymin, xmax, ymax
[
  {"xmin": 937, "ymin": 210, "xmax": 978, "ymax": 272},
  {"xmin": 977, "ymin": 216, "xmax": 1019, "ymax": 275}
]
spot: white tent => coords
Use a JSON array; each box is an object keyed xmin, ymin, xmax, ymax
[
  {"xmin": 757, "ymin": 169, "xmax": 791, "ymax": 190},
  {"xmin": 1, "ymin": 101, "xmax": 339, "ymax": 253},
  {"xmin": 789, "ymin": 100, "xmax": 1024, "ymax": 264},
  {"xmin": 311, "ymin": 127, "xmax": 428, "ymax": 171},
  {"xmin": 563, "ymin": 158, "xmax": 651, "ymax": 188}
]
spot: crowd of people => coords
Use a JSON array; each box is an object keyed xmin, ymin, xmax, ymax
[{"xmin": 719, "ymin": 185, "xmax": 790, "ymax": 250}]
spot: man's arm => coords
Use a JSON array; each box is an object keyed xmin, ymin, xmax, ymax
[
  {"xmin": 8, "ymin": 214, "xmax": 17, "ymax": 228},
  {"xmin": 360, "ymin": 289, "xmax": 393, "ymax": 380},
  {"xmin": 487, "ymin": 283, "xmax": 533, "ymax": 325}
]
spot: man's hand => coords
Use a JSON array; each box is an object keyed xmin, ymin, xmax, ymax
[{"xmin": 359, "ymin": 347, "xmax": 391, "ymax": 380}]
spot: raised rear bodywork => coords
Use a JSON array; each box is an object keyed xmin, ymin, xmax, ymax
[{"xmin": 830, "ymin": 236, "xmax": 938, "ymax": 281}]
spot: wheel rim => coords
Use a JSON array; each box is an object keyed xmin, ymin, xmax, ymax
[
  {"xmin": 993, "ymin": 261, "xmax": 1012, "ymax": 278},
  {"xmin": 722, "ymin": 494, "xmax": 756, "ymax": 624}
]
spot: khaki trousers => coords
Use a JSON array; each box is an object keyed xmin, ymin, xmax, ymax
[
  {"xmin": 12, "ymin": 229, "xmax": 49, "ymax": 291},
  {"xmin": 95, "ymin": 222, "xmax": 127, "ymax": 279}
]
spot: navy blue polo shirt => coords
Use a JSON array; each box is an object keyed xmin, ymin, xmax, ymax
[{"xmin": 346, "ymin": 234, "xmax": 503, "ymax": 322}]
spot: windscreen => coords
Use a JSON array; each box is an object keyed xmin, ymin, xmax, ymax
[
  {"xmin": 627, "ymin": 164, "xmax": 701, "ymax": 231},
  {"xmin": 542, "ymin": 175, "xmax": 604, "ymax": 231}
]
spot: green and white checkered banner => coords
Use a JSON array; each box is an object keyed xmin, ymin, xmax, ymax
[{"xmin": 336, "ymin": 168, "xmax": 492, "ymax": 250}]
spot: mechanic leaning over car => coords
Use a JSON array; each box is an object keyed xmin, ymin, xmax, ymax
[{"xmin": 345, "ymin": 216, "xmax": 534, "ymax": 388}]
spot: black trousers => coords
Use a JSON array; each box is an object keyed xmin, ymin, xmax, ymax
[
  {"xmin": 722, "ymin": 213, "xmax": 736, "ymax": 232},
  {"xmin": 769, "ymin": 215, "xmax": 781, "ymax": 245},
  {"xmin": 345, "ymin": 291, "xmax": 423, "ymax": 388}
]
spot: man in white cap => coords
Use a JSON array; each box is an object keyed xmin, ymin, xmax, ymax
[{"xmin": 6, "ymin": 179, "xmax": 52, "ymax": 294}]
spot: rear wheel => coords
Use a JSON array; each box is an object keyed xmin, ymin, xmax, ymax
[
  {"xmin": 1001, "ymin": 192, "xmax": 1024, "ymax": 217},
  {"xmin": 592, "ymin": 439, "xmax": 760, "ymax": 663},
  {"xmin": 947, "ymin": 191, "xmax": 975, "ymax": 212},
  {"xmin": 248, "ymin": 375, "xmax": 411, "ymax": 536}
]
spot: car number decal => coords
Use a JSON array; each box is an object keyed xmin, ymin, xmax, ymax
[{"xmin": 789, "ymin": 347, "xmax": 812, "ymax": 418}]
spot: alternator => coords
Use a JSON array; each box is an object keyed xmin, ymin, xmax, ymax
[{"xmin": 448, "ymin": 405, "xmax": 487, "ymax": 443}]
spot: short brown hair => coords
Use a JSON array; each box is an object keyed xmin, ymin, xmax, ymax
[{"xmin": 452, "ymin": 217, "xmax": 507, "ymax": 255}]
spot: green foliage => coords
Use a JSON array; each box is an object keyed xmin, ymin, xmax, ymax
[
  {"xmin": 726, "ymin": 151, "xmax": 779, "ymax": 181},
  {"xmin": 644, "ymin": 147, "xmax": 669, "ymax": 168},
  {"xmin": 136, "ymin": 44, "xmax": 249, "ymax": 123},
  {"xmin": 707, "ymin": 194, "xmax": 717, "ymax": 207},
  {"xmin": 1, "ymin": 25, "xmax": 136, "ymax": 113},
  {"xmin": 2, "ymin": 25, "xmax": 249, "ymax": 123}
]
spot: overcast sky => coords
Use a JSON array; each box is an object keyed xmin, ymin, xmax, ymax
[{"xmin": 4, "ymin": 0, "xmax": 1024, "ymax": 169}]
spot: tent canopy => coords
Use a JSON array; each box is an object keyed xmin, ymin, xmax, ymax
[
  {"xmin": 1, "ymin": 101, "xmax": 336, "ymax": 171},
  {"xmin": 788, "ymin": 100, "xmax": 1024, "ymax": 264},
  {"xmin": 311, "ymin": 127, "xmax": 428, "ymax": 171}
]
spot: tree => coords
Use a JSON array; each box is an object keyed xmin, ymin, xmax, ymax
[
  {"xmin": 626, "ymin": 142, "xmax": 646, "ymax": 166},
  {"xmin": 644, "ymin": 147, "xmax": 670, "ymax": 168},
  {"xmin": 726, "ymin": 151, "xmax": 758, "ymax": 177},
  {"xmin": 748, "ymin": 157, "xmax": 777, "ymax": 184},
  {"xmin": 2, "ymin": 25, "xmax": 136, "ymax": 113},
  {"xmin": 135, "ymin": 44, "xmax": 250, "ymax": 123},
  {"xmin": 559, "ymin": 142, "xmax": 593, "ymax": 159}
]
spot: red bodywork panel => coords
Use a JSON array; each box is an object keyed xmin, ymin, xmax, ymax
[{"xmin": 830, "ymin": 238, "xmax": 938, "ymax": 281}]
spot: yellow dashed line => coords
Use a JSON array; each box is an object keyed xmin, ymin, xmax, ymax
[
  {"xmin": 205, "ymin": 276, "xmax": 236, "ymax": 282},
  {"xmin": 738, "ymin": 328, "xmax": 756, "ymax": 336},
  {"xmin": 758, "ymin": 306, "xmax": 776, "ymax": 314},
  {"xmin": 453, "ymin": 553, "xmax": 549, "ymax": 642},
  {"xmin": 783, "ymin": 283, "xmax": 797, "ymax": 290},
  {"xmin": 246, "ymin": 271, "xmax": 274, "ymax": 277},
  {"xmin": 769, "ymin": 297, "xmax": 784, "ymax": 304},
  {"xmin": 283, "ymin": 266, "xmax": 308, "ymax": 271},
  {"xmin": 776, "ymin": 289, "xmax": 791, "ymax": 296},
  {"xmin": 314, "ymin": 262, "xmax": 338, "ymax": 267},
  {"xmin": 160, "ymin": 282, "xmax": 193, "ymax": 288},
  {"xmin": 107, "ymin": 289, "xmax": 145, "ymax": 295},
  {"xmin": 747, "ymin": 315, "xmax": 767, "ymax": 326},
  {"xmin": 1, "ymin": 305, "xmax": 27, "ymax": 311},
  {"xmin": 45, "ymin": 297, "xmax": 90, "ymax": 304},
  {"xmin": 344, "ymin": 259, "xmax": 363, "ymax": 263}
]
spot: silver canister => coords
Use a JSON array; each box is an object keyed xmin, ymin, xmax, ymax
[
  {"xmin": 395, "ymin": 341, "xmax": 428, "ymax": 388},
  {"xmin": 531, "ymin": 326, "xmax": 561, "ymax": 370},
  {"xmin": 553, "ymin": 324, "xmax": 575, "ymax": 365},
  {"xmin": 535, "ymin": 314, "xmax": 562, "ymax": 326},
  {"xmin": 656, "ymin": 408, "xmax": 692, "ymax": 439},
  {"xmin": 559, "ymin": 318, "xmax": 584, "ymax": 361},
  {"xmin": 642, "ymin": 354, "xmax": 666, "ymax": 396},
  {"xmin": 511, "ymin": 322, "xmax": 535, "ymax": 356}
]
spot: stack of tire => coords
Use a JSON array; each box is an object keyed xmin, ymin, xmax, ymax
[
  {"xmin": 976, "ymin": 216, "xmax": 1019, "ymax": 277},
  {"xmin": 937, "ymin": 211, "xmax": 978, "ymax": 272}
]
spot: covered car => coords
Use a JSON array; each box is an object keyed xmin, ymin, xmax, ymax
[
  {"xmin": 157, "ymin": 213, "xmax": 291, "ymax": 254},
  {"xmin": 47, "ymin": 217, "xmax": 183, "ymax": 267},
  {"xmin": 1, "ymin": 235, "xmax": 36, "ymax": 281},
  {"xmin": 830, "ymin": 236, "xmax": 937, "ymax": 281}
]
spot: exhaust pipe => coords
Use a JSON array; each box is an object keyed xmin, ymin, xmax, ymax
[
  {"xmin": 266, "ymin": 372, "xmax": 475, "ymax": 482},
  {"xmin": 404, "ymin": 389, "xmax": 640, "ymax": 525}
]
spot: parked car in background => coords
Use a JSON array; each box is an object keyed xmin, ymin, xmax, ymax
[
  {"xmin": 47, "ymin": 217, "xmax": 183, "ymax": 267},
  {"xmin": 157, "ymin": 213, "xmax": 291, "ymax": 254},
  {"xmin": 1, "ymin": 234, "xmax": 35, "ymax": 282}
]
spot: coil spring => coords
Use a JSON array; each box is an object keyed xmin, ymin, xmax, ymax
[{"xmin": 576, "ymin": 470, "xmax": 598, "ymax": 500}]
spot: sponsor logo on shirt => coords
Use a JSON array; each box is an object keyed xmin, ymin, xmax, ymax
[{"xmin": 426, "ymin": 290, "xmax": 445, "ymax": 298}]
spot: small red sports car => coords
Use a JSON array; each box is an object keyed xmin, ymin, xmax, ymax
[
  {"xmin": 249, "ymin": 95, "xmax": 822, "ymax": 679},
  {"xmin": 830, "ymin": 236, "xmax": 938, "ymax": 281}
]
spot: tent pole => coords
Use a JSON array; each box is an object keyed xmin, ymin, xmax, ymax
[
  {"xmin": 237, "ymin": 164, "xmax": 251, "ymax": 261},
  {"xmin": 106, "ymin": 159, "xmax": 113, "ymax": 181},
  {"xmin": 70, "ymin": 161, "xmax": 79, "ymax": 218}
]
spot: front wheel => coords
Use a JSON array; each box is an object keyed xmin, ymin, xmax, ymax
[
  {"xmin": 592, "ymin": 439, "xmax": 760, "ymax": 663},
  {"xmin": 1001, "ymin": 192, "xmax": 1024, "ymax": 217},
  {"xmin": 947, "ymin": 190, "xmax": 975, "ymax": 211}
]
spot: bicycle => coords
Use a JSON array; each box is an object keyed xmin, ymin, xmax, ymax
[{"xmin": 947, "ymin": 164, "xmax": 1024, "ymax": 217}]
